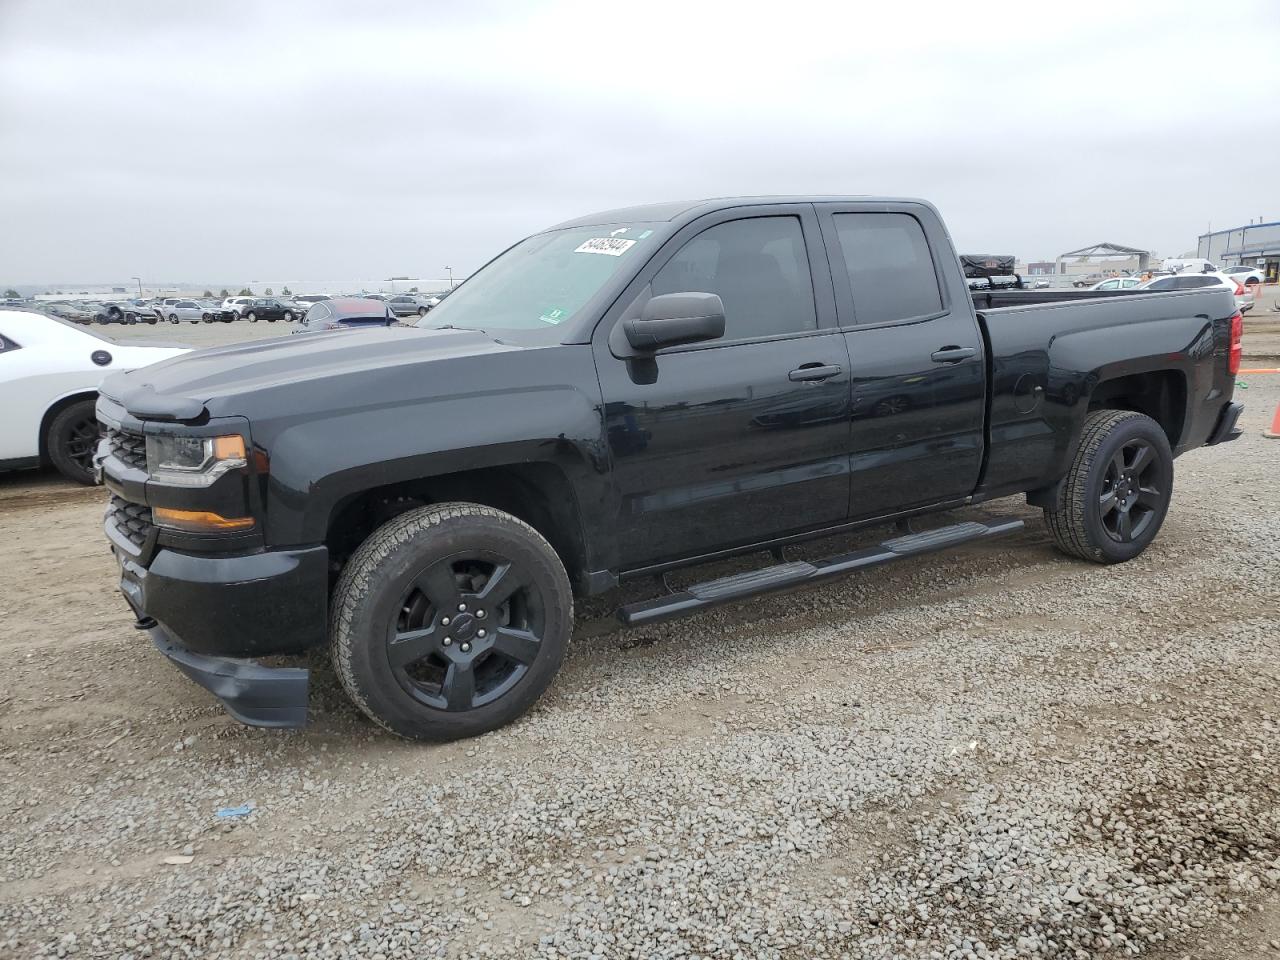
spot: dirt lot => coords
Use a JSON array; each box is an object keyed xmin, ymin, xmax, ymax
[{"xmin": 1, "ymin": 318, "xmax": 1279, "ymax": 959}]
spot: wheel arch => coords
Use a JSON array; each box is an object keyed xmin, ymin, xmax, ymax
[
  {"xmin": 1086, "ymin": 368, "xmax": 1187, "ymax": 450},
  {"xmin": 323, "ymin": 459, "xmax": 594, "ymax": 595},
  {"xmin": 37, "ymin": 389, "xmax": 99, "ymax": 463}
]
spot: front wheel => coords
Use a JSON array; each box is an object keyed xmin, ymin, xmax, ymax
[
  {"xmin": 284, "ymin": 310, "xmax": 294, "ymax": 322},
  {"xmin": 1044, "ymin": 409, "xmax": 1173, "ymax": 564},
  {"xmin": 46, "ymin": 399, "xmax": 99, "ymax": 485},
  {"xmin": 331, "ymin": 503, "xmax": 572, "ymax": 741}
]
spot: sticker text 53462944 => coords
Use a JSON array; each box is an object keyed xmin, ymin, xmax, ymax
[{"xmin": 574, "ymin": 237, "xmax": 637, "ymax": 257}]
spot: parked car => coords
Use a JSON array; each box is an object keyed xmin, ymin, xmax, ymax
[
  {"xmin": 97, "ymin": 195, "xmax": 1244, "ymax": 740},
  {"xmin": 292, "ymin": 295, "xmax": 330, "ymax": 306},
  {"xmin": 1024, "ymin": 277, "xmax": 1051, "ymax": 289},
  {"xmin": 0, "ymin": 309, "xmax": 187, "ymax": 483},
  {"xmin": 1138, "ymin": 272, "xmax": 1254, "ymax": 312},
  {"xmin": 198, "ymin": 301, "xmax": 237, "ymax": 323},
  {"xmin": 387, "ymin": 293, "xmax": 438, "ymax": 317},
  {"xmin": 293, "ymin": 297, "xmax": 397, "ymax": 333},
  {"xmin": 162, "ymin": 300, "xmax": 211, "ymax": 323},
  {"xmin": 39, "ymin": 301, "xmax": 100, "ymax": 325},
  {"xmin": 1071, "ymin": 273, "xmax": 1107, "ymax": 288},
  {"xmin": 1223, "ymin": 265, "xmax": 1264, "ymax": 286},
  {"xmin": 149, "ymin": 298, "xmax": 184, "ymax": 323},
  {"xmin": 1089, "ymin": 277, "xmax": 1144, "ymax": 291},
  {"xmin": 222, "ymin": 297, "xmax": 256, "ymax": 317},
  {"xmin": 239, "ymin": 298, "xmax": 298, "ymax": 323}
]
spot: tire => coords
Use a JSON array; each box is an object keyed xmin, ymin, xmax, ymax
[
  {"xmin": 202, "ymin": 313, "xmax": 212, "ymax": 323},
  {"xmin": 1044, "ymin": 409, "xmax": 1173, "ymax": 564},
  {"xmin": 147, "ymin": 316, "xmax": 157, "ymax": 325},
  {"xmin": 418, "ymin": 307, "xmax": 427, "ymax": 317},
  {"xmin": 331, "ymin": 503, "xmax": 572, "ymax": 742},
  {"xmin": 284, "ymin": 311, "xmax": 294, "ymax": 322},
  {"xmin": 247, "ymin": 311, "xmax": 257, "ymax": 323},
  {"xmin": 169, "ymin": 314, "xmax": 179, "ymax": 323},
  {"xmin": 46, "ymin": 399, "xmax": 99, "ymax": 485}
]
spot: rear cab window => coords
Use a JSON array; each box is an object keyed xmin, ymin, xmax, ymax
[{"xmin": 826, "ymin": 212, "xmax": 943, "ymax": 325}]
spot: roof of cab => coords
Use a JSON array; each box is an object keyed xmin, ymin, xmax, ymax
[{"xmin": 545, "ymin": 195, "xmax": 926, "ymax": 231}]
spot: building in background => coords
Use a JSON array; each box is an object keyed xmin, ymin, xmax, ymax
[{"xmin": 1198, "ymin": 221, "xmax": 1280, "ymax": 283}]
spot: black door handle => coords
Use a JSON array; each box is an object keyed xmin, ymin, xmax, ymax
[
  {"xmin": 930, "ymin": 346, "xmax": 977, "ymax": 363},
  {"xmin": 788, "ymin": 363, "xmax": 842, "ymax": 382}
]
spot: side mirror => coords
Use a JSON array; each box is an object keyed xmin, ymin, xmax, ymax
[{"xmin": 623, "ymin": 292, "xmax": 726, "ymax": 351}]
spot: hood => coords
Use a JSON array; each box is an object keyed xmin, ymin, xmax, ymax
[{"xmin": 101, "ymin": 325, "xmax": 518, "ymax": 421}]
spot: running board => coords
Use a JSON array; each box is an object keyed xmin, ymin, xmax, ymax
[{"xmin": 616, "ymin": 517, "xmax": 1024, "ymax": 627}]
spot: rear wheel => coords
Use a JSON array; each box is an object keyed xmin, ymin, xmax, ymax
[
  {"xmin": 247, "ymin": 311, "xmax": 257, "ymax": 323},
  {"xmin": 1044, "ymin": 409, "xmax": 1173, "ymax": 564},
  {"xmin": 331, "ymin": 503, "xmax": 572, "ymax": 741},
  {"xmin": 169, "ymin": 314, "xmax": 179, "ymax": 323},
  {"xmin": 47, "ymin": 399, "xmax": 99, "ymax": 485},
  {"xmin": 417, "ymin": 306, "xmax": 427, "ymax": 317}
]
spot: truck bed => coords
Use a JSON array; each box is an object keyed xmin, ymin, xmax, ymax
[{"xmin": 972, "ymin": 287, "xmax": 1239, "ymax": 504}]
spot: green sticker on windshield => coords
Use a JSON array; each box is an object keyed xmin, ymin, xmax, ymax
[{"xmin": 539, "ymin": 307, "xmax": 566, "ymax": 325}]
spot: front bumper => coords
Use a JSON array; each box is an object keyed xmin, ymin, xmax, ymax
[
  {"xmin": 151, "ymin": 627, "xmax": 309, "ymax": 728},
  {"xmin": 115, "ymin": 541, "xmax": 329, "ymax": 658}
]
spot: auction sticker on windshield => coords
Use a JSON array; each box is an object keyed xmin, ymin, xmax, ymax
[{"xmin": 574, "ymin": 237, "xmax": 637, "ymax": 257}]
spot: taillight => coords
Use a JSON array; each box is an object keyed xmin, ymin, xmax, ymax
[
  {"xmin": 1228, "ymin": 311, "xmax": 1243, "ymax": 375},
  {"xmin": 1233, "ymin": 281, "xmax": 1245, "ymax": 296}
]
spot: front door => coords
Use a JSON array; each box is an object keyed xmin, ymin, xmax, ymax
[
  {"xmin": 817, "ymin": 205, "xmax": 986, "ymax": 520},
  {"xmin": 594, "ymin": 208, "xmax": 852, "ymax": 569}
]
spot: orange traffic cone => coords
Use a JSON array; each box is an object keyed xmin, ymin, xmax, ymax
[{"xmin": 1265, "ymin": 402, "xmax": 1280, "ymax": 439}]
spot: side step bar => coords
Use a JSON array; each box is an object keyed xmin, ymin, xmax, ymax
[{"xmin": 616, "ymin": 517, "xmax": 1024, "ymax": 627}]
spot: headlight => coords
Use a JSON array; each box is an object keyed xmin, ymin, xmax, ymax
[{"xmin": 145, "ymin": 434, "xmax": 247, "ymax": 486}]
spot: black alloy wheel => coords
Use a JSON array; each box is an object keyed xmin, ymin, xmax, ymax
[
  {"xmin": 388, "ymin": 553, "xmax": 543, "ymax": 712},
  {"xmin": 331, "ymin": 503, "xmax": 572, "ymax": 741},
  {"xmin": 47, "ymin": 399, "xmax": 100, "ymax": 485},
  {"xmin": 1097, "ymin": 438, "xmax": 1161, "ymax": 543},
  {"xmin": 1044, "ymin": 409, "xmax": 1173, "ymax": 563}
]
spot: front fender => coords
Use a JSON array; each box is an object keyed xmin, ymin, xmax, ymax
[{"xmin": 261, "ymin": 384, "xmax": 608, "ymax": 546}]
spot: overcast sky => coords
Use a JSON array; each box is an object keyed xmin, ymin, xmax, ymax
[{"xmin": 2, "ymin": 0, "xmax": 1278, "ymax": 286}]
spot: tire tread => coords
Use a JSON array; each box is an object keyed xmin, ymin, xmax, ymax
[
  {"xmin": 1045, "ymin": 409, "xmax": 1153, "ymax": 562},
  {"xmin": 330, "ymin": 502, "xmax": 570, "ymax": 739}
]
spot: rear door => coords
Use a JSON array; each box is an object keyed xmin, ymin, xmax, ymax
[{"xmin": 817, "ymin": 204, "xmax": 986, "ymax": 520}]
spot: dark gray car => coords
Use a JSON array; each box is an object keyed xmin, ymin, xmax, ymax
[{"xmin": 387, "ymin": 294, "xmax": 437, "ymax": 317}]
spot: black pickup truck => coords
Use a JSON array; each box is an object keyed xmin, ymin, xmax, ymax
[{"xmin": 96, "ymin": 197, "xmax": 1244, "ymax": 740}]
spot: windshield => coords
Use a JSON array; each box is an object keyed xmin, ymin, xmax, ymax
[{"xmin": 416, "ymin": 223, "xmax": 658, "ymax": 332}]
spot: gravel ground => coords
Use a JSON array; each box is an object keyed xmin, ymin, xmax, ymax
[{"xmin": 1, "ymin": 325, "xmax": 1278, "ymax": 959}]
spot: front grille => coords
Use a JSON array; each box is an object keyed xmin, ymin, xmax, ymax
[
  {"xmin": 106, "ymin": 426, "xmax": 147, "ymax": 471},
  {"xmin": 107, "ymin": 495, "xmax": 155, "ymax": 550}
]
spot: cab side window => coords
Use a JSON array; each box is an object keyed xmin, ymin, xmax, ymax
[
  {"xmin": 831, "ymin": 213, "xmax": 943, "ymax": 325},
  {"xmin": 651, "ymin": 216, "xmax": 817, "ymax": 341}
]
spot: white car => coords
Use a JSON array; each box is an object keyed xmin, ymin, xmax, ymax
[
  {"xmin": 1089, "ymin": 277, "xmax": 1144, "ymax": 291},
  {"xmin": 222, "ymin": 296, "xmax": 255, "ymax": 317},
  {"xmin": 0, "ymin": 310, "xmax": 188, "ymax": 484},
  {"xmin": 1138, "ymin": 272, "xmax": 1254, "ymax": 313},
  {"xmin": 164, "ymin": 299, "xmax": 208, "ymax": 323},
  {"xmin": 1222, "ymin": 265, "xmax": 1264, "ymax": 286}
]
